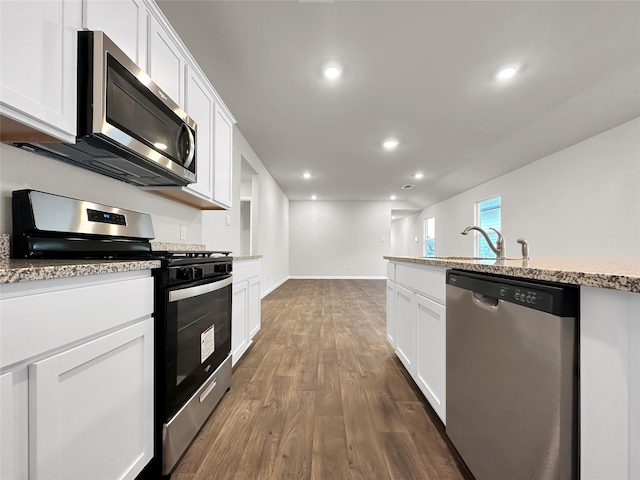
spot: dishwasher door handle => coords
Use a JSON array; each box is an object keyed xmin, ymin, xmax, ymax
[{"xmin": 471, "ymin": 292, "xmax": 500, "ymax": 310}]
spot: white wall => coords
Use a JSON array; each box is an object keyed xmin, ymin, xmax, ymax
[
  {"xmin": 391, "ymin": 211, "xmax": 423, "ymax": 257},
  {"xmin": 393, "ymin": 117, "xmax": 640, "ymax": 259},
  {"xmin": 203, "ymin": 128, "xmax": 289, "ymax": 294},
  {"xmin": 0, "ymin": 143, "xmax": 202, "ymax": 242},
  {"xmin": 289, "ymin": 200, "xmax": 395, "ymax": 278}
]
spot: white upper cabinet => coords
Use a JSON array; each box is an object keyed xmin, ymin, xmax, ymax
[
  {"xmin": 147, "ymin": 13, "xmax": 185, "ymax": 108},
  {"xmin": 184, "ymin": 63, "xmax": 215, "ymax": 200},
  {"xmin": 0, "ymin": 0, "xmax": 81, "ymax": 143},
  {"xmin": 213, "ymin": 104, "xmax": 233, "ymax": 209},
  {"xmin": 82, "ymin": 0, "xmax": 148, "ymax": 68},
  {"xmin": 142, "ymin": 0, "xmax": 236, "ymax": 210}
]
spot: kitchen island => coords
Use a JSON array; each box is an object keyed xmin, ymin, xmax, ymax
[{"xmin": 384, "ymin": 255, "xmax": 640, "ymax": 480}]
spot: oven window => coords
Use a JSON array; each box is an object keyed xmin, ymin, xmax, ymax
[{"xmin": 172, "ymin": 284, "xmax": 231, "ymax": 388}]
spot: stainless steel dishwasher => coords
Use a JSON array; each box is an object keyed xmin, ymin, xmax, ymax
[{"xmin": 446, "ymin": 269, "xmax": 579, "ymax": 480}]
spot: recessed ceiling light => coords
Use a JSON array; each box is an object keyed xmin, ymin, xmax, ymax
[
  {"xmin": 311, "ymin": 195, "xmax": 317, "ymax": 200},
  {"xmin": 414, "ymin": 173, "xmax": 424, "ymax": 180},
  {"xmin": 383, "ymin": 139, "xmax": 399, "ymax": 150},
  {"xmin": 497, "ymin": 66, "xmax": 518, "ymax": 80},
  {"xmin": 391, "ymin": 215, "xmax": 396, "ymax": 220},
  {"xmin": 302, "ymin": 172, "xmax": 312, "ymax": 179},
  {"xmin": 324, "ymin": 65, "xmax": 342, "ymax": 80},
  {"xmin": 390, "ymin": 195, "xmax": 397, "ymax": 200}
]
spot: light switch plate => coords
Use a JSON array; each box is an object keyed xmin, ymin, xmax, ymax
[{"xmin": 226, "ymin": 215, "xmax": 231, "ymax": 226}]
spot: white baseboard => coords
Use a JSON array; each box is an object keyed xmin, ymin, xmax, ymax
[
  {"xmin": 288, "ymin": 276, "xmax": 387, "ymax": 280},
  {"xmin": 261, "ymin": 276, "xmax": 289, "ymax": 299}
]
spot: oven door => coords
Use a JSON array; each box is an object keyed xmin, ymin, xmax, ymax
[{"xmin": 165, "ymin": 274, "xmax": 232, "ymax": 419}]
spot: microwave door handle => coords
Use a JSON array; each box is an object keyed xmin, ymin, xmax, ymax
[
  {"xmin": 169, "ymin": 275, "xmax": 232, "ymax": 303},
  {"xmin": 181, "ymin": 124, "xmax": 195, "ymax": 170}
]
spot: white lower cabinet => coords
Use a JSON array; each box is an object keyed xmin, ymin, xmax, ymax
[
  {"xmin": 386, "ymin": 280, "xmax": 396, "ymax": 348},
  {"xmin": 580, "ymin": 286, "xmax": 640, "ymax": 480},
  {"xmin": 0, "ymin": 271, "xmax": 154, "ymax": 480},
  {"xmin": 231, "ymin": 259, "xmax": 262, "ymax": 367},
  {"xmin": 415, "ymin": 293, "xmax": 446, "ymax": 423},
  {"xmin": 29, "ymin": 320, "xmax": 153, "ymax": 480},
  {"xmin": 232, "ymin": 280, "xmax": 249, "ymax": 365},
  {"xmin": 387, "ymin": 261, "xmax": 447, "ymax": 424},
  {"xmin": 248, "ymin": 276, "xmax": 262, "ymax": 338},
  {"xmin": 395, "ymin": 284, "xmax": 417, "ymax": 377}
]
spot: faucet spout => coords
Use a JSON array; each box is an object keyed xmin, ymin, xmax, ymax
[{"xmin": 461, "ymin": 226, "xmax": 506, "ymax": 259}]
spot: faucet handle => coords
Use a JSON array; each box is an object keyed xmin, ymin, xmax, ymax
[
  {"xmin": 517, "ymin": 238, "xmax": 529, "ymax": 259},
  {"xmin": 488, "ymin": 228, "xmax": 504, "ymax": 245}
]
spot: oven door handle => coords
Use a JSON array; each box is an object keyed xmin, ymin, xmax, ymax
[{"xmin": 168, "ymin": 275, "xmax": 233, "ymax": 302}]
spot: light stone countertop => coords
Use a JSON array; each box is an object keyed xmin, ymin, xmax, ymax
[
  {"xmin": 233, "ymin": 254, "xmax": 263, "ymax": 261},
  {"xmin": 0, "ymin": 239, "xmax": 242, "ymax": 284},
  {"xmin": 384, "ymin": 255, "xmax": 640, "ymax": 293},
  {"xmin": 0, "ymin": 258, "xmax": 162, "ymax": 284},
  {"xmin": 150, "ymin": 241, "xmax": 207, "ymax": 251}
]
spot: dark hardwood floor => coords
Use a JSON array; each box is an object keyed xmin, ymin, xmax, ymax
[{"xmin": 172, "ymin": 279, "xmax": 463, "ymax": 480}]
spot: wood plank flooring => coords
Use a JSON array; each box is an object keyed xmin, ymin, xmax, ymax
[{"xmin": 173, "ymin": 279, "xmax": 463, "ymax": 480}]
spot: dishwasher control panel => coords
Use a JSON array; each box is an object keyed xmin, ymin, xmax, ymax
[
  {"xmin": 447, "ymin": 269, "xmax": 579, "ymax": 317},
  {"xmin": 498, "ymin": 285, "xmax": 553, "ymax": 311}
]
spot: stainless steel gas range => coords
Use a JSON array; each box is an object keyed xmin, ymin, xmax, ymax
[{"xmin": 12, "ymin": 189, "xmax": 233, "ymax": 478}]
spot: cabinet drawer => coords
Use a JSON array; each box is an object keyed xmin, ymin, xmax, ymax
[
  {"xmin": 1, "ymin": 274, "xmax": 153, "ymax": 368},
  {"xmin": 387, "ymin": 262, "xmax": 396, "ymax": 281},
  {"xmin": 233, "ymin": 259, "xmax": 260, "ymax": 284},
  {"xmin": 396, "ymin": 263, "xmax": 446, "ymax": 304}
]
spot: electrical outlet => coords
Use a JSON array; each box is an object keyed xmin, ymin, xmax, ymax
[
  {"xmin": 180, "ymin": 226, "xmax": 186, "ymax": 240},
  {"xmin": 347, "ymin": 265, "xmax": 352, "ymax": 271}
]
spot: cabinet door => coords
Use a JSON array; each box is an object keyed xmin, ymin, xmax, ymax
[
  {"xmin": 213, "ymin": 104, "xmax": 233, "ymax": 208},
  {"xmin": 387, "ymin": 280, "xmax": 396, "ymax": 348},
  {"xmin": 232, "ymin": 281, "xmax": 249, "ymax": 366},
  {"xmin": 148, "ymin": 16, "xmax": 184, "ymax": 107},
  {"xmin": 395, "ymin": 284, "xmax": 416, "ymax": 377},
  {"xmin": 0, "ymin": 0, "xmax": 81, "ymax": 142},
  {"xmin": 0, "ymin": 372, "xmax": 12, "ymax": 480},
  {"xmin": 184, "ymin": 64, "xmax": 214, "ymax": 199},
  {"xmin": 0, "ymin": 369, "xmax": 28, "ymax": 480},
  {"xmin": 248, "ymin": 276, "xmax": 261, "ymax": 338},
  {"xmin": 28, "ymin": 319, "xmax": 154, "ymax": 480},
  {"xmin": 415, "ymin": 293, "xmax": 447, "ymax": 424},
  {"xmin": 83, "ymin": 0, "xmax": 148, "ymax": 68}
]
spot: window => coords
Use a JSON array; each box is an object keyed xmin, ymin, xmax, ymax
[
  {"xmin": 424, "ymin": 217, "xmax": 435, "ymax": 257},
  {"xmin": 476, "ymin": 196, "xmax": 501, "ymax": 257}
]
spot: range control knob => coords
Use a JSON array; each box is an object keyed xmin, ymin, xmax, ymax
[{"xmin": 177, "ymin": 267, "xmax": 192, "ymax": 280}]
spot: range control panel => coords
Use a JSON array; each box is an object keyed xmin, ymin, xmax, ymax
[{"xmin": 87, "ymin": 208, "xmax": 127, "ymax": 226}]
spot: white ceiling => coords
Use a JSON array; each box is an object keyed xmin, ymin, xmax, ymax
[{"xmin": 157, "ymin": 0, "xmax": 640, "ymax": 207}]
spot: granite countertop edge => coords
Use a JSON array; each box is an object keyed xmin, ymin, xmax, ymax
[
  {"xmin": 383, "ymin": 256, "xmax": 640, "ymax": 293},
  {"xmin": 0, "ymin": 259, "xmax": 162, "ymax": 284},
  {"xmin": 233, "ymin": 254, "xmax": 263, "ymax": 261}
]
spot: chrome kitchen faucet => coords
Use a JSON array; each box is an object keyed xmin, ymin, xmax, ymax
[{"xmin": 461, "ymin": 226, "xmax": 506, "ymax": 259}]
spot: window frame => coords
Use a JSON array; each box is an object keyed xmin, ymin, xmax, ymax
[
  {"xmin": 474, "ymin": 195, "xmax": 501, "ymax": 258},
  {"xmin": 424, "ymin": 216, "xmax": 435, "ymax": 257}
]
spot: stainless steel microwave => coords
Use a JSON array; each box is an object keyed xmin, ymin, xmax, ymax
[{"xmin": 12, "ymin": 31, "xmax": 197, "ymax": 187}]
